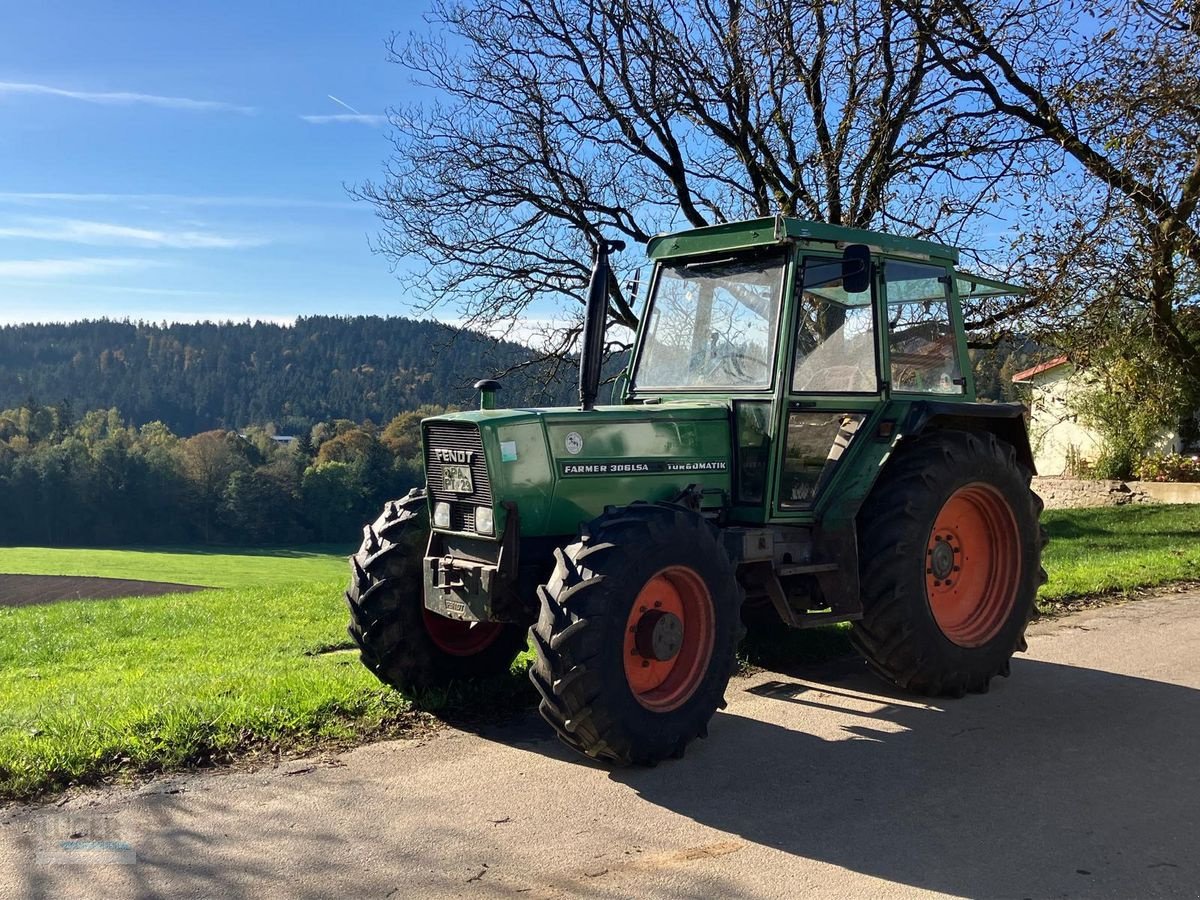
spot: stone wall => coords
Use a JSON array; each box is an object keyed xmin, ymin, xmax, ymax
[
  {"xmin": 1127, "ymin": 481, "xmax": 1200, "ymax": 505},
  {"xmin": 1032, "ymin": 476, "xmax": 1154, "ymax": 509}
]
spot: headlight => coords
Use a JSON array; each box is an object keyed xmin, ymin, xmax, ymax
[
  {"xmin": 475, "ymin": 506, "xmax": 494, "ymax": 535},
  {"xmin": 432, "ymin": 502, "xmax": 451, "ymax": 529}
]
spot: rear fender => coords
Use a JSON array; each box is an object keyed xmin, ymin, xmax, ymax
[{"xmin": 901, "ymin": 400, "xmax": 1035, "ymax": 474}]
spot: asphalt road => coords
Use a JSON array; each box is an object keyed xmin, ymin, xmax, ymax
[{"xmin": 3, "ymin": 591, "xmax": 1199, "ymax": 900}]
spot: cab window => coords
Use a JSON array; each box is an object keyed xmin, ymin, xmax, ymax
[
  {"xmin": 792, "ymin": 256, "xmax": 877, "ymax": 393},
  {"xmin": 884, "ymin": 260, "xmax": 963, "ymax": 394}
]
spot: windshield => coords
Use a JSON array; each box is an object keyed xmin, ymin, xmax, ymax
[{"xmin": 632, "ymin": 250, "xmax": 786, "ymax": 390}]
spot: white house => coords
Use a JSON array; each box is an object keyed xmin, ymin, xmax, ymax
[{"xmin": 1011, "ymin": 357, "xmax": 1184, "ymax": 475}]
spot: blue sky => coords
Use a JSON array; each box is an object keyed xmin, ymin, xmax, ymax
[{"xmin": 0, "ymin": 0, "xmax": 437, "ymax": 324}]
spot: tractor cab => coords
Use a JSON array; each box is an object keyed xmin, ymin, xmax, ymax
[{"xmin": 623, "ymin": 216, "xmax": 1022, "ymax": 524}]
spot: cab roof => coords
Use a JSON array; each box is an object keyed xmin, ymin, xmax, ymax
[{"xmin": 646, "ymin": 215, "xmax": 959, "ymax": 265}]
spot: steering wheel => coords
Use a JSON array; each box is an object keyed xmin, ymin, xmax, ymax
[
  {"xmin": 702, "ymin": 351, "xmax": 768, "ymax": 382},
  {"xmin": 795, "ymin": 364, "xmax": 874, "ymax": 392}
]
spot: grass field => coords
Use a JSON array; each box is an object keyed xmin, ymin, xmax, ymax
[
  {"xmin": 0, "ymin": 502, "xmax": 1197, "ymax": 801},
  {"xmin": 0, "ymin": 545, "xmax": 349, "ymax": 589},
  {"xmin": 0, "ymin": 548, "xmax": 394, "ymax": 799},
  {"xmin": 1039, "ymin": 504, "xmax": 1200, "ymax": 602}
]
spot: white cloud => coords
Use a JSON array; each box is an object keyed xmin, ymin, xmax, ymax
[
  {"xmin": 436, "ymin": 313, "xmax": 637, "ymax": 350},
  {"xmin": 1, "ymin": 280, "xmax": 238, "ymax": 298},
  {"xmin": 0, "ymin": 257, "xmax": 155, "ymax": 279},
  {"xmin": 0, "ymin": 81, "xmax": 255, "ymax": 114},
  {"xmin": 300, "ymin": 113, "xmax": 387, "ymax": 126},
  {"xmin": 0, "ymin": 217, "xmax": 266, "ymax": 249}
]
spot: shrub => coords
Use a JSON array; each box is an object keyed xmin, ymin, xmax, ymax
[
  {"xmin": 1070, "ymin": 351, "xmax": 1192, "ymax": 481},
  {"xmin": 1132, "ymin": 454, "xmax": 1200, "ymax": 483}
]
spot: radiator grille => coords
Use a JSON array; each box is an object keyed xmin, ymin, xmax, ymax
[
  {"xmin": 424, "ymin": 423, "xmax": 492, "ymax": 533},
  {"xmin": 450, "ymin": 505, "xmax": 477, "ymax": 533}
]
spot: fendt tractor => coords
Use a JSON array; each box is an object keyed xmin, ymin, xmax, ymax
[{"xmin": 345, "ymin": 215, "xmax": 1046, "ymax": 765}]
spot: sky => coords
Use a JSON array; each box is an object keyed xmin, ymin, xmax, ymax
[{"xmin": 0, "ymin": 0, "xmax": 442, "ymax": 325}]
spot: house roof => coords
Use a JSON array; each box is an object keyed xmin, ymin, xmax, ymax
[{"xmin": 1011, "ymin": 355, "xmax": 1070, "ymax": 383}]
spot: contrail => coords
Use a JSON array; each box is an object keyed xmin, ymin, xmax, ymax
[{"xmin": 327, "ymin": 94, "xmax": 360, "ymax": 115}]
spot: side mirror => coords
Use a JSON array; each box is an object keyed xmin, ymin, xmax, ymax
[{"xmin": 842, "ymin": 244, "xmax": 872, "ymax": 295}]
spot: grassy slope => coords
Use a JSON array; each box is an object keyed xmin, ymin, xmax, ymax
[
  {"xmin": 0, "ymin": 582, "xmax": 407, "ymax": 797},
  {"xmin": 1, "ymin": 504, "xmax": 1197, "ymax": 800},
  {"xmin": 0, "ymin": 547, "xmax": 531, "ymax": 800}
]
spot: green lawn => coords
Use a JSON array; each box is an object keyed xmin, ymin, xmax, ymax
[
  {"xmin": 0, "ymin": 503, "xmax": 1197, "ymax": 800},
  {"xmin": 1039, "ymin": 504, "xmax": 1200, "ymax": 603},
  {"xmin": 0, "ymin": 559, "xmax": 409, "ymax": 800},
  {"xmin": 0, "ymin": 545, "xmax": 533, "ymax": 800}
]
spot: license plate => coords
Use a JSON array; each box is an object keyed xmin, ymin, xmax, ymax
[{"xmin": 441, "ymin": 464, "xmax": 474, "ymax": 494}]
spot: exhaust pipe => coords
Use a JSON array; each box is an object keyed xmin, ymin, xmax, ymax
[{"xmin": 578, "ymin": 238, "xmax": 625, "ymax": 411}]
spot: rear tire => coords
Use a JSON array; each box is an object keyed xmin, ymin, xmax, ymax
[
  {"xmin": 852, "ymin": 430, "xmax": 1047, "ymax": 697},
  {"xmin": 346, "ymin": 490, "xmax": 528, "ymax": 693},
  {"xmin": 530, "ymin": 502, "xmax": 744, "ymax": 765}
]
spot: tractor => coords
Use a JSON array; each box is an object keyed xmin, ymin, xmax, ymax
[{"xmin": 345, "ymin": 215, "xmax": 1045, "ymax": 765}]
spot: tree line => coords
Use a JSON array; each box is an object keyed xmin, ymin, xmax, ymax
[
  {"xmin": 0, "ymin": 402, "xmax": 452, "ymax": 547},
  {"xmin": 0, "ymin": 336, "xmax": 1039, "ymax": 550}
]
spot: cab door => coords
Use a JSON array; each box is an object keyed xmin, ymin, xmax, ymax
[{"xmin": 771, "ymin": 252, "xmax": 882, "ymax": 519}]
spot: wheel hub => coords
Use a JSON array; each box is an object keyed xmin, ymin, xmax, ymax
[
  {"xmin": 929, "ymin": 536, "xmax": 956, "ymax": 581},
  {"xmin": 633, "ymin": 609, "xmax": 684, "ymax": 661},
  {"xmin": 622, "ymin": 567, "xmax": 717, "ymax": 712}
]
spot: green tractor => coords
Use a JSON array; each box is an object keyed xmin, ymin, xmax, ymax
[{"xmin": 346, "ymin": 216, "xmax": 1045, "ymax": 765}]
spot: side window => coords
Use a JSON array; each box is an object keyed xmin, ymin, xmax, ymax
[
  {"xmin": 884, "ymin": 261, "xmax": 963, "ymax": 394},
  {"xmin": 792, "ymin": 256, "xmax": 877, "ymax": 393}
]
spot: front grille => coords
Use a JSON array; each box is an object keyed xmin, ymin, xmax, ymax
[
  {"xmin": 425, "ymin": 423, "xmax": 492, "ymax": 532},
  {"xmin": 451, "ymin": 505, "xmax": 477, "ymax": 533}
]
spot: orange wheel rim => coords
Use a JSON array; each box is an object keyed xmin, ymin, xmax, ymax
[
  {"xmin": 422, "ymin": 608, "xmax": 504, "ymax": 657},
  {"xmin": 623, "ymin": 566, "xmax": 715, "ymax": 712},
  {"xmin": 926, "ymin": 483, "xmax": 1022, "ymax": 647}
]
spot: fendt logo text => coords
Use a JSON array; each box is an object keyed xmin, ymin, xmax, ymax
[{"xmin": 433, "ymin": 448, "xmax": 476, "ymax": 464}]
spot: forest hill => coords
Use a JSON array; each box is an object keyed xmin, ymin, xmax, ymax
[
  {"xmin": 0, "ymin": 402, "xmax": 443, "ymax": 547},
  {"xmin": 0, "ymin": 316, "xmax": 574, "ymax": 436},
  {"xmin": 0, "ymin": 317, "xmax": 1030, "ymax": 441}
]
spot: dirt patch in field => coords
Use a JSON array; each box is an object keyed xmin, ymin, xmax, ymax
[{"xmin": 0, "ymin": 574, "xmax": 207, "ymax": 608}]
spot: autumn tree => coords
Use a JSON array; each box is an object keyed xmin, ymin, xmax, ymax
[{"xmin": 176, "ymin": 430, "xmax": 251, "ymax": 542}]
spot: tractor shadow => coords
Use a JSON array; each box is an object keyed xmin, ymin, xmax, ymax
[
  {"xmin": 477, "ymin": 650, "xmax": 1200, "ymax": 898},
  {"xmin": 613, "ymin": 656, "xmax": 1200, "ymax": 898}
]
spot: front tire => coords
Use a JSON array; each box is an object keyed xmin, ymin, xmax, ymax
[
  {"xmin": 530, "ymin": 502, "xmax": 744, "ymax": 765},
  {"xmin": 346, "ymin": 490, "xmax": 528, "ymax": 693},
  {"xmin": 852, "ymin": 430, "xmax": 1046, "ymax": 697}
]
